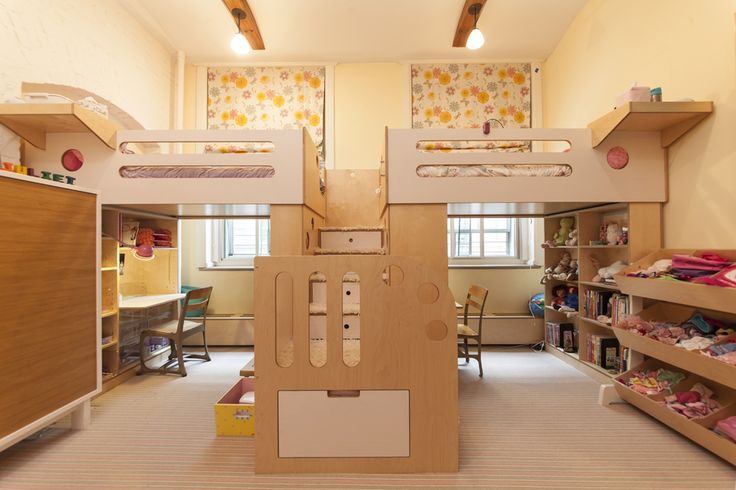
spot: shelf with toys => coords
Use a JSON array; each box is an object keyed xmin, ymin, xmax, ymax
[{"xmin": 543, "ymin": 203, "xmax": 662, "ymax": 381}]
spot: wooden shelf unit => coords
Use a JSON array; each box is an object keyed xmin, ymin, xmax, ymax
[
  {"xmin": 588, "ymin": 101, "xmax": 713, "ymax": 148},
  {"xmin": 543, "ymin": 203, "xmax": 662, "ymax": 379},
  {"xmin": 0, "ymin": 102, "xmax": 119, "ymax": 150}
]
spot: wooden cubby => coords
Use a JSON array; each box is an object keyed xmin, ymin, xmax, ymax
[{"xmin": 544, "ymin": 203, "xmax": 662, "ymax": 382}]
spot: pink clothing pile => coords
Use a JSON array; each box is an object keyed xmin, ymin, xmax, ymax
[
  {"xmin": 714, "ymin": 416, "xmax": 736, "ymax": 442},
  {"xmin": 620, "ymin": 368, "xmax": 686, "ymax": 395},
  {"xmin": 627, "ymin": 252, "xmax": 736, "ymax": 288},
  {"xmin": 661, "ymin": 383, "xmax": 721, "ymax": 419}
]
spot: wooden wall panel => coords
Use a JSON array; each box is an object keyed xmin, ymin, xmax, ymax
[
  {"xmin": 0, "ymin": 177, "xmax": 97, "ymax": 439},
  {"xmin": 325, "ymin": 169, "xmax": 382, "ymax": 228},
  {"xmin": 389, "ymin": 204, "xmax": 448, "ymax": 281}
]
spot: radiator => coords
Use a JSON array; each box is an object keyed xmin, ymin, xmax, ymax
[{"xmin": 183, "ymin": 315, "xmax": 254, "ymax": 346}]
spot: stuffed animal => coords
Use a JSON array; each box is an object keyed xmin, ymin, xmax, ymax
[
  {"xmin": 605, "ymin": 222, "xmax": 623, "ymax": 245},
  {"xmin": 551, "ymin": 285, "xmax": 567, "ymax": 306},
  {"xmin": 592, "ymin": 260, "xmax": 628, "ymax": 283},
  {"xmin": 553, "ymin": 218, "xmax": 575, "ymax": 246},
  {"xmin": 565, "ymin": 228, "xmax": 578, "ymax": 247},
  {"xmin": 541, "ymin": 252, "xmax": 574, "ymax": 283}
]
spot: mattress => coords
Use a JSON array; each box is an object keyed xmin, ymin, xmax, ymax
[
  {"xmin": 416, "ymin": 164, "xmax": 572, "ymax": 178},
  {"xmin": 119, "ymin": 165, "xmax": 275, "ymax": 178},
  {"xmin": 417, "ymin": 140, "xmax": 529, "ymax": 153},
  {"xmin": 278, "ymin": 339, "xmax": 361, "ymax": 367},
  {"xmin": 204, "ymin": 143, "xmax": 274, "ymax": 153}
]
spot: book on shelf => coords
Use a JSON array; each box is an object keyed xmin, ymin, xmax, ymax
[
  {"xmin": 583, "ymin": 290, "xmax": 629, "ymax": 324},
  {"xmin": 546, "ymin": 321, "xmax": 577, "ymax": 352},
  {"xmin": 586, "ymin": 334, "xmax": 621, "ymax": 371}
]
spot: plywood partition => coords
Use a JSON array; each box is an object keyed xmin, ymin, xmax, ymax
[
  {"xmin": 325, "ymin": 169, "xmax": 383, "ymax": 227},
  {"xmin": 389, "ymin": 204, "xmax": 448, "ymax": 281},
  {"xmin": 254, "ymin": 255, "xmax": 458, "ymax": 473},
  {"xmin": 0, "ymin": 175, "xmax": 97, "ymax": 447},
  {"xmin": 119, "ymin": 248, "xmax": 178, "ymax": 297}
]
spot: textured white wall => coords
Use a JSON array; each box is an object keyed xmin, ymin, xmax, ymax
[{"xmin": 0, "ymin": 0, "xmax": 173, "ymax": 137}]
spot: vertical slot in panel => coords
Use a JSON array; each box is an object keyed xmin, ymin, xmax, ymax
[
  {"xmin": 343, "ymin": 272, "xmax": 360, "ymax": 367},
  {"xmin": 309, "ymin": 271, "xmax": 327, "ymax": 367},
  {"xmin": 275, "ymin": 272, "xmax": 294, "ymax": 368}
]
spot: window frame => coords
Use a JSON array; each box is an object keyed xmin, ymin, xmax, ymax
[
  {"xmin": 205, "ymin": 218, "xmax": 270, "ymax": 268},
  {"xmin": 447, "ymin": 216, "xmax": 534, "ymax": 267}
]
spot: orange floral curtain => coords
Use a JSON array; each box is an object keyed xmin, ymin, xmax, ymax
[
  {"xmin": 207, "ymin": 66, "xmax": 325, "ymax": 156},
  {"xmin": 411, "ymin": 63, "xmax": 531, "ymax": 129}
]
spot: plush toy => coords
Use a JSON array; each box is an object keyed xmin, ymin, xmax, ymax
[
  {"xmin": 542, "ymin": 252, "xmax": 570, "ymax": 283},
  {"xmin": 551, "ymin": 285, "xmax": 567, "ymax": 306},
  {"xmin": 565, "ymin": 228, "xmax": 578, "ymax": 247},
  {"xmin": 605, "ymin": 222, "xmax": 623, "ymax": 245},
  {"xmin": 553, "ymin": 217, "xmax": 575, "ymax": 246},
  {"xmin": 591, "ymin": 259, "xmax": 628, "ymax": 283}
]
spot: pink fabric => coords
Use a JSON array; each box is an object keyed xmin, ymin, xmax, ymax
[
  {"xmin": 715, "ymin": 416, "xmax": 736, "ymax": 442},
  {"xmin": 672, "ymin": 253, "xmax": 732, "ymax": 271}
]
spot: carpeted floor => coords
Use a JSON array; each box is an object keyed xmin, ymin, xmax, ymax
[{"xmin": 0, "ymin": 347, "xmax": 734, "ymax": 489}]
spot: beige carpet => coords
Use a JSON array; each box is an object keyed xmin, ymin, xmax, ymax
[{"xmin": 0, "ymin": 347, "xmax": 734, "ymax": 489}]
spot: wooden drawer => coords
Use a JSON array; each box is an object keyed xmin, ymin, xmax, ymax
[
  {"xmin": 320, "ymin": 230, "xmax": 383, "ymax": 250},
  {"xmin": 278, "ymin": 390, "xmax": 409, "ymax": 458}
]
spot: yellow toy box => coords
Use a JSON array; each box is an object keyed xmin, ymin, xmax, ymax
[{"xmin": 214, "ymin": 377, "xmax": 255, "ymax": 436}]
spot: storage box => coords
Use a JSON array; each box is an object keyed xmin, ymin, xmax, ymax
[
  {"xmin": 214, "ymin": 378, "xmax": 255, "ymax": 436},
  {"xmin": 615, "ymin": 86, "xmax": 651, "ymax": 107}
]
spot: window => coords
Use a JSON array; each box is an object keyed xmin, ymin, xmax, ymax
[
  {"xmin": 205, "ymin": 219, "xmax": 269, "ymax": 268},
  {"xmin": 447, "ymin": 217, "xmax": 534, "ymax": 266}
]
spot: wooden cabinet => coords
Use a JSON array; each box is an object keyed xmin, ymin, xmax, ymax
[
  {"xmin": 0, "ymin": 173, "xmax": 98, "ymax": 450},
  {"xmin": 543, "ymin": 203, "xmax": 661, "ymax": 383}
]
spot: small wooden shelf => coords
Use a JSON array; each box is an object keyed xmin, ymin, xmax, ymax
[
  {"xmin": 101, "ymin": 309, "xmax": 117, "ymax": 318},
  {"xmin": 579, "ymin": 316, "xmax": 613, "ymax": 330},
  {"xmin": 101, "ymin": 340, "xmax": 118, "ymax": 350},
  {"xmin": 588, "ymin": 101, "xmax": 713, "ymax": 148},
  {"xmin": 0, "ymin": 102, "xmax": 119, "ymax": 150},
  {"xmin": 579, "ymin": 281, "xmax": 620, "ymax": 291}
]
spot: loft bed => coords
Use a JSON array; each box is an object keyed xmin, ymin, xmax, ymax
[
  {"xmin": 381, "ymin": 101, "xmax": 713, "ymax": 217},
  {"xmin": 0, "ymin": 103, "xmax": 324, "ymax": 218}
]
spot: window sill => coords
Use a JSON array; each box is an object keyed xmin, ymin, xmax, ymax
[
  {"xmin": 198, "ymin": 265, "xmax": 255, "ymax": 271},
  {"xmin": 449, "ymin": 264, "xmax": 541, "ymax": 270}
]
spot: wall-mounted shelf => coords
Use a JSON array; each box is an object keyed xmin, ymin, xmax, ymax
[
  {"xmin": 0, "ymin": 102, "xmax": 119, "ymax": 150},
  {"xmin": 588, "ymin": 101, "xmax": 713, "ymax": 148}
]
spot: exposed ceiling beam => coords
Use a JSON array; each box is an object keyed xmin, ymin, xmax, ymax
[
  {"xmin": 452, "ymin": 0, "xmax": 487, "ymax": 48},
  {"xmin": 222, "ymin": 0, "xmax": 265, "ymax": 50}
]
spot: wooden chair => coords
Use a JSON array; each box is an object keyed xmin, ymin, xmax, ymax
[
  {"xmin": 457, "ymin": 285, "xmax": 489, "ymax": 377},
  {"xmin": 138, "ymin": 287, "xmax": 213, "ymax": 377}
]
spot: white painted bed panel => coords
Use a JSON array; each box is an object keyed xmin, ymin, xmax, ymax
[
  {"xmin": 278, "ymin": 390, "xmax": 410, "ymax": 458},
  {"xmin": 386, "ymin": 128, "xmax": 666, "ymax": 204}
]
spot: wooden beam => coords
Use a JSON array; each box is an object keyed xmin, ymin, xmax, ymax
[
  {"xmin": 452, "ymin": 0, "xmax": 487, "ymax": 48},
  {"xmin": 222, "ymin": 0, "xmax": 265, "ymax": 50}
]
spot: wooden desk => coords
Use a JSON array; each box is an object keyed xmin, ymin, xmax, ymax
[{"xmin": 119, "ymin": 294, "xmax": 185, "ymax": 368}]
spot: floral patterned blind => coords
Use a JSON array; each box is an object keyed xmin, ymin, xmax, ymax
[
  {"xmin": 207, "ymin": 66, "xmax": 326, "ymax": 156},
  {"xmin": 411, "ymin": 63, "xmax": 531, "ymax": 129}
]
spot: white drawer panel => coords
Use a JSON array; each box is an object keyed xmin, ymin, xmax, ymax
[{"xmin": 320, "ymin": 230, "xmax": 382, "ymax": 250}]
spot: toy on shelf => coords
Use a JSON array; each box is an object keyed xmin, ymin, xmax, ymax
[
  {"xmin": 541, "ymin": 252, "xmax": 578, "ymax": 284},
  {"xmin": 565, "ymin": 228, "xmax": 578, "ymax": 247},
  {"xmin": 554, "ymin": 217, "xmax": 575, "ymax": 246},
  {"xmin": 551, "ymin": 284, "xmax": 578, "ymax": 313},
  {"xmin": 590, "ymin": 256, "xmax": 628, "ymax": 284}
]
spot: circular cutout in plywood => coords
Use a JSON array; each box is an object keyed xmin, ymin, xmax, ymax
[
  {"xmin": 606, "ymin": 146, "xmax": 629, "ymax": 169},
  {"xmin": 425, "ymin": 320, "xmax": 448, "ymax": 341},
  {"xmin": 61, "ymin": 149, "xmax": 84, "ymax": 171},
  {"xmin": 417, "ymin": 282, "xmax": 440, "ymax": 304},
  {"xmin": 382, "ymin": 265, "xmax": 404, "ymax": 286}
]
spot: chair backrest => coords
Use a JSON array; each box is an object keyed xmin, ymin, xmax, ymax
[
  {"xmin": 177, "ymin": 286, "xmax": 213, "ymax": 334},
  {"xmin": 462, "ymin": 285, "xmax": 489, "ymax": 335}
]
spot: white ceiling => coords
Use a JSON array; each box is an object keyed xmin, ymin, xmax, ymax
[{"xmin": 122, "ymin": 0, "xmax": 588, "ymax": 64}]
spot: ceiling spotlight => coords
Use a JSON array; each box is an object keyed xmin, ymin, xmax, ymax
[
  {"xmin": 230, "ymin": 8, "xmax": 252, "ymax": 55},
  {"xmin": 466, "ymin": 3, "xmax": 485, "ymax": 50}
]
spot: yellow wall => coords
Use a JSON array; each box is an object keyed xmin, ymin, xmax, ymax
[
  {"xmin": 334, "ymin": 63, "xmax": 407, "ymax": 169},
  {"xmin": 543, "ymin": 0, "xmax": 736, "ymax": 247}
]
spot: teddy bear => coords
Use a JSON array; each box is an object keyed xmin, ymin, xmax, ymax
[
  {"xmin": 541, "ymin": 252, "xmax": 573, "ymax": 284},
  {"xmin": 553, "ymin": 217, "xmax": 575, "ymax": 246},
  {"xmin": 605, "ymin": 222, "xmax": 623, "ymax": 245},
  {"xmin": 565, "ymin": 228, "xmax": 578, "ymax": 247}
]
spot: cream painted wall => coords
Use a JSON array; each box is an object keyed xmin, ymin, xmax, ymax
[
  {"xmin": 543, "ymin": 0, "xmax": 736, "ymax": 248},
  {"xmin": 334, "ymin": 63, "xmax": 407, "ymax": 169},
  {"xmin": 0, "ymin": 0, "xmax": 173, "ymax": 131}
]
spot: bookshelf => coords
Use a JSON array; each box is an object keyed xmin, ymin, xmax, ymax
[
  {"xmin": 543, "ymin": 203, "xmax": 662, "ymax": 381},
  {"xmin": 99, "ymin": 207, "xmax": 180, "ymax": 394}
]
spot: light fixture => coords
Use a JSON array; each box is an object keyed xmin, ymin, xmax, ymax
[
  {"xmin": 230, "ymin": 8, "xmax": 252, "ymax": 55},
  {"xmin": 466, "ymin": 3, "xmax": 485, "ymax": 50}
]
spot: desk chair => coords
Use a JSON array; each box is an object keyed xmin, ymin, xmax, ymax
[
  {"xmin": 457, "ymin": 285, "xmax": 489, "ymax": 377},
  {"xmin": 138, "ymin": 286, "xmax": 213, "ymax": 377}
]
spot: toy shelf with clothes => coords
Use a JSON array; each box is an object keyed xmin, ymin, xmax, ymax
[
  {"xmin": 542, "ymin": 203, "xmax": 662, "ymax": 383},
  {"xmin": 608, "ymin": 253, "xmax": 736, "ymax": 464}
]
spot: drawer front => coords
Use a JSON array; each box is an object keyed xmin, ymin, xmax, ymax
[
  {"xmin": 278, "ymin": 390, "xmax": 409, "ymax": 458},
  {"xmin": 320, "ymin": 230, "xmax": 382, "ymax": 250}
]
